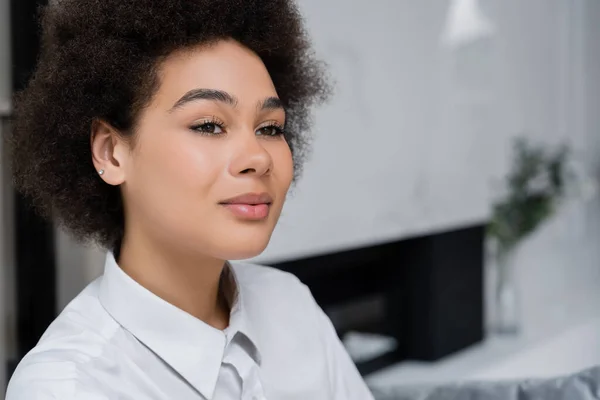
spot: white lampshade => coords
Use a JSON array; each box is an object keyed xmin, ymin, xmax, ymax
[{"xmin": 441, "ymin": 0, "xmax": 495, "ymax": 48}]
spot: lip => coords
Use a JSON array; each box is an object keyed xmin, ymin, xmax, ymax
[
  {"xmin": 219, "ymin": 192, "xmax": 273, "ymax": 220},
  {"xmin": 219, "ymin": 192, "xmax": 273, "ymax": 205}
]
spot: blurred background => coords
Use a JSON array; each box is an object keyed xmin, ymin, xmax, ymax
[{"xmin": 1, "ymin": 0, "xmax": 599, "ymax": 397}]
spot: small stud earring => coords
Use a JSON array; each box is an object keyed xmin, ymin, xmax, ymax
[{"xmin": 98, "ymin": 169, "xmax": 105, "ymax": 176}]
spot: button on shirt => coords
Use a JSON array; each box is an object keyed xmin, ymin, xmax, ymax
[{"xmin": 7, "ymin": 252, "xmax": 374, "ymax": 400}]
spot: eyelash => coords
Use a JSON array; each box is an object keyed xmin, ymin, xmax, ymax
[
  {"xmin": 189, "ymin": 118, "xmax": 286, "ymax": 137},
  {"xmin": 257, "ymin": 121, "xmax": 286, "ymax": 137},
  {"xmin": 189, "ymin": 117, "xmax": 227, "ymax": 136}
]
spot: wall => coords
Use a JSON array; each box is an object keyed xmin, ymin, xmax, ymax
[
  {"xmin": 250, "ymin": 0, "xmax": 600, "ymax": 263},
  {"xmin": 369, "ymin": 2, "xmax": 600, "ymax": 387},
  {"xmin": 255, "ymin": 1, "xmax": 476, "ymax": 262},
  {"xmin": 483, "ymin": 0, "xmax": 600, "ymax": 330},
  {"xmin": 55, "ymin": 230, "xmax": 104, "ymax": 311},
  {"xmin": 585, "ymin": 0, "xmax": 600, "ymax": 161},
  {"xmin": 0, "ymin": 0, "xmax": 10, "ymax": 115}
]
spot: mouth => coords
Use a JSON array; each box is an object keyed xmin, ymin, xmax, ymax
[{"xmin": 219, "ymin": 192, "xmax": 273, "ymax": 220}]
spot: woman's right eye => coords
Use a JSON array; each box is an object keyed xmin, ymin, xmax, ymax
[{"xmin": 190, "ymin": 122, "xmax": 224, "ymax": 135}]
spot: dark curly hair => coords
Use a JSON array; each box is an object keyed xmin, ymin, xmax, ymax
[{"xmin": 7, "ymin": 0, "xmax": 329, "ymax": 251}]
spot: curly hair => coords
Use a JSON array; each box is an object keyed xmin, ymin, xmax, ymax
[{"xmin": 7, "ymin": 0, "xmax": 329, "ymax": 251}]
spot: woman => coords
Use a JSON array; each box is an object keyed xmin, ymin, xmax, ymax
[{"xmin": 5, "ymin": 0, "xmax": 374, "ymax": 399}]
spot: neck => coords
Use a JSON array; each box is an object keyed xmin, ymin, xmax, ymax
[{"xmin": 117, "ymin": 228, "xmax": 230, "ymax": 330}]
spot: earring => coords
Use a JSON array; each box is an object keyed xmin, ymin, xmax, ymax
[{"xmin": 98, "ymin": 169, "xmax": 105, "ymax": 176}]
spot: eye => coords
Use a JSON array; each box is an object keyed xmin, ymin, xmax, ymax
[
  {"xmin": 256, "ymin": 124, "xmax": 285, "ymax": 137},
  {"xmin": 192, "ymin": 122, "xmax": 223, "ymax": 134},
  {"xmin": 190, "ymin": 119, "xmax": 225, "ymax": 135}
]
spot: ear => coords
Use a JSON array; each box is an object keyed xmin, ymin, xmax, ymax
[{"xmin": 90, "ymin": 119, "xmax": 130, "ymax": 186}]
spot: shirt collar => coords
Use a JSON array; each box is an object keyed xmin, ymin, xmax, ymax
[{"xmin": 98, "ymin": 251, "xmax": 260, "ymax": 399}]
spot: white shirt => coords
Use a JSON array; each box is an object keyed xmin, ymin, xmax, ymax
[{"xmin": 6, "ymin": 252, "xmax": 374, "ymax": 400}]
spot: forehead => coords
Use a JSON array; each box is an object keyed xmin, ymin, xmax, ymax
[{"xmin": 154, "ymin": 40, "xmax": 278, "ymax": 108}]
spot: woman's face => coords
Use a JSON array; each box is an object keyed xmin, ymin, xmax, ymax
[{"xmin": 116, "ymin": 40, "xmax": 294, "ymax": 260}]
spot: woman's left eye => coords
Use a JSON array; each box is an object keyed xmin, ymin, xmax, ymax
[{"xmin": 256, "ymin": 125, "xmax": 285, "ymax": 136}]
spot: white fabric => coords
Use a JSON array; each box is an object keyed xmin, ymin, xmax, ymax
[{"xmin": 6, "ymin": 252, "xmax": 374, "ymax": 400}]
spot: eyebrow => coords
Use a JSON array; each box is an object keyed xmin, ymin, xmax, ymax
[
  {"xmin": 169, "ymin": 89, "xmax": 237, "ymax": 112},
  {"xmin": 259, "ymin": 97, "xmax": 285, "ymax": 111},
  {"xmin": 169, "ymin": 88, "xmax": 285, "ymax": 113}
]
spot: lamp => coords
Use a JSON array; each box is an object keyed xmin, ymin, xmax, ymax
[{"xmin": 441, "ymin": 0, "xmax": 495, "ymax": 48}]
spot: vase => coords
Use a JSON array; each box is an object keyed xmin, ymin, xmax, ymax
[{"xmin": 491, "ymin": 248, "xmax": 520, "ymax": 335}]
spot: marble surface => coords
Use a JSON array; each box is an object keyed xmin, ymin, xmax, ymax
[{"xmin": 472, "ymin": 316, "xmax": 600, "ymax": 381}]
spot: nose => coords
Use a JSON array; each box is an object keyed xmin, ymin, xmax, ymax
[{"xmin": 228, "ymin": 132, "xmax": 273, "ymax": 178}]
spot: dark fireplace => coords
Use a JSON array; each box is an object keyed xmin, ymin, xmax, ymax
[{"xmin": 270, "ymin": 224, "xmax": 485, "ymax": 375}]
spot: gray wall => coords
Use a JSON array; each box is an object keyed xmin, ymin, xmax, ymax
[
  {"xmin": 0, "ymin": 0, "xmax": 10, "ymax": 115},
  {"xmin": 55, "ymin": 231, "xmax": 104, "ymax": 311}
]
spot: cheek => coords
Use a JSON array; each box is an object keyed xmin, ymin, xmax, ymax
[{"xmin": 130, "ymin": 130, "xmax": 221, "ymax": 211}]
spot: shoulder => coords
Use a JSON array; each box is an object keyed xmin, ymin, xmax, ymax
[
  {"xmin": 7, "ymin": 358, "xmax": 79, "ymax": 399},
  {"xmin": 6, "ymin": 359, "xmax": 109, "ymax": 399},
  {"xmin": 6, "ymin": 280, "xmax": 118, "ymax": 400}
]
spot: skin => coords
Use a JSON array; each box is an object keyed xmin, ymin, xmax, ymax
[{"xmin": 90, "ymin": 39, "xmax": 294, "ymax": 329}]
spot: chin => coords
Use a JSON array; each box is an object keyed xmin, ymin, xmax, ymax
[
  {"xmin": 223, "ymin": 245, "xmax": 269, "ymax": 261},
  {"xmin": 219, "ymin": 231, "xmax": 273, "ymax": 261}
]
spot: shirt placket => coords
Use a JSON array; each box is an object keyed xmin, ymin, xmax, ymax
[{"xmin": 222, "ymin": 337, "xmax": 266, "ymax": 400}]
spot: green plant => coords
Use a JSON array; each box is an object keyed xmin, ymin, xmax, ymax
[{"xmin": 488, "ymin": 138, "xmax": 570, "ymax": 253}]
